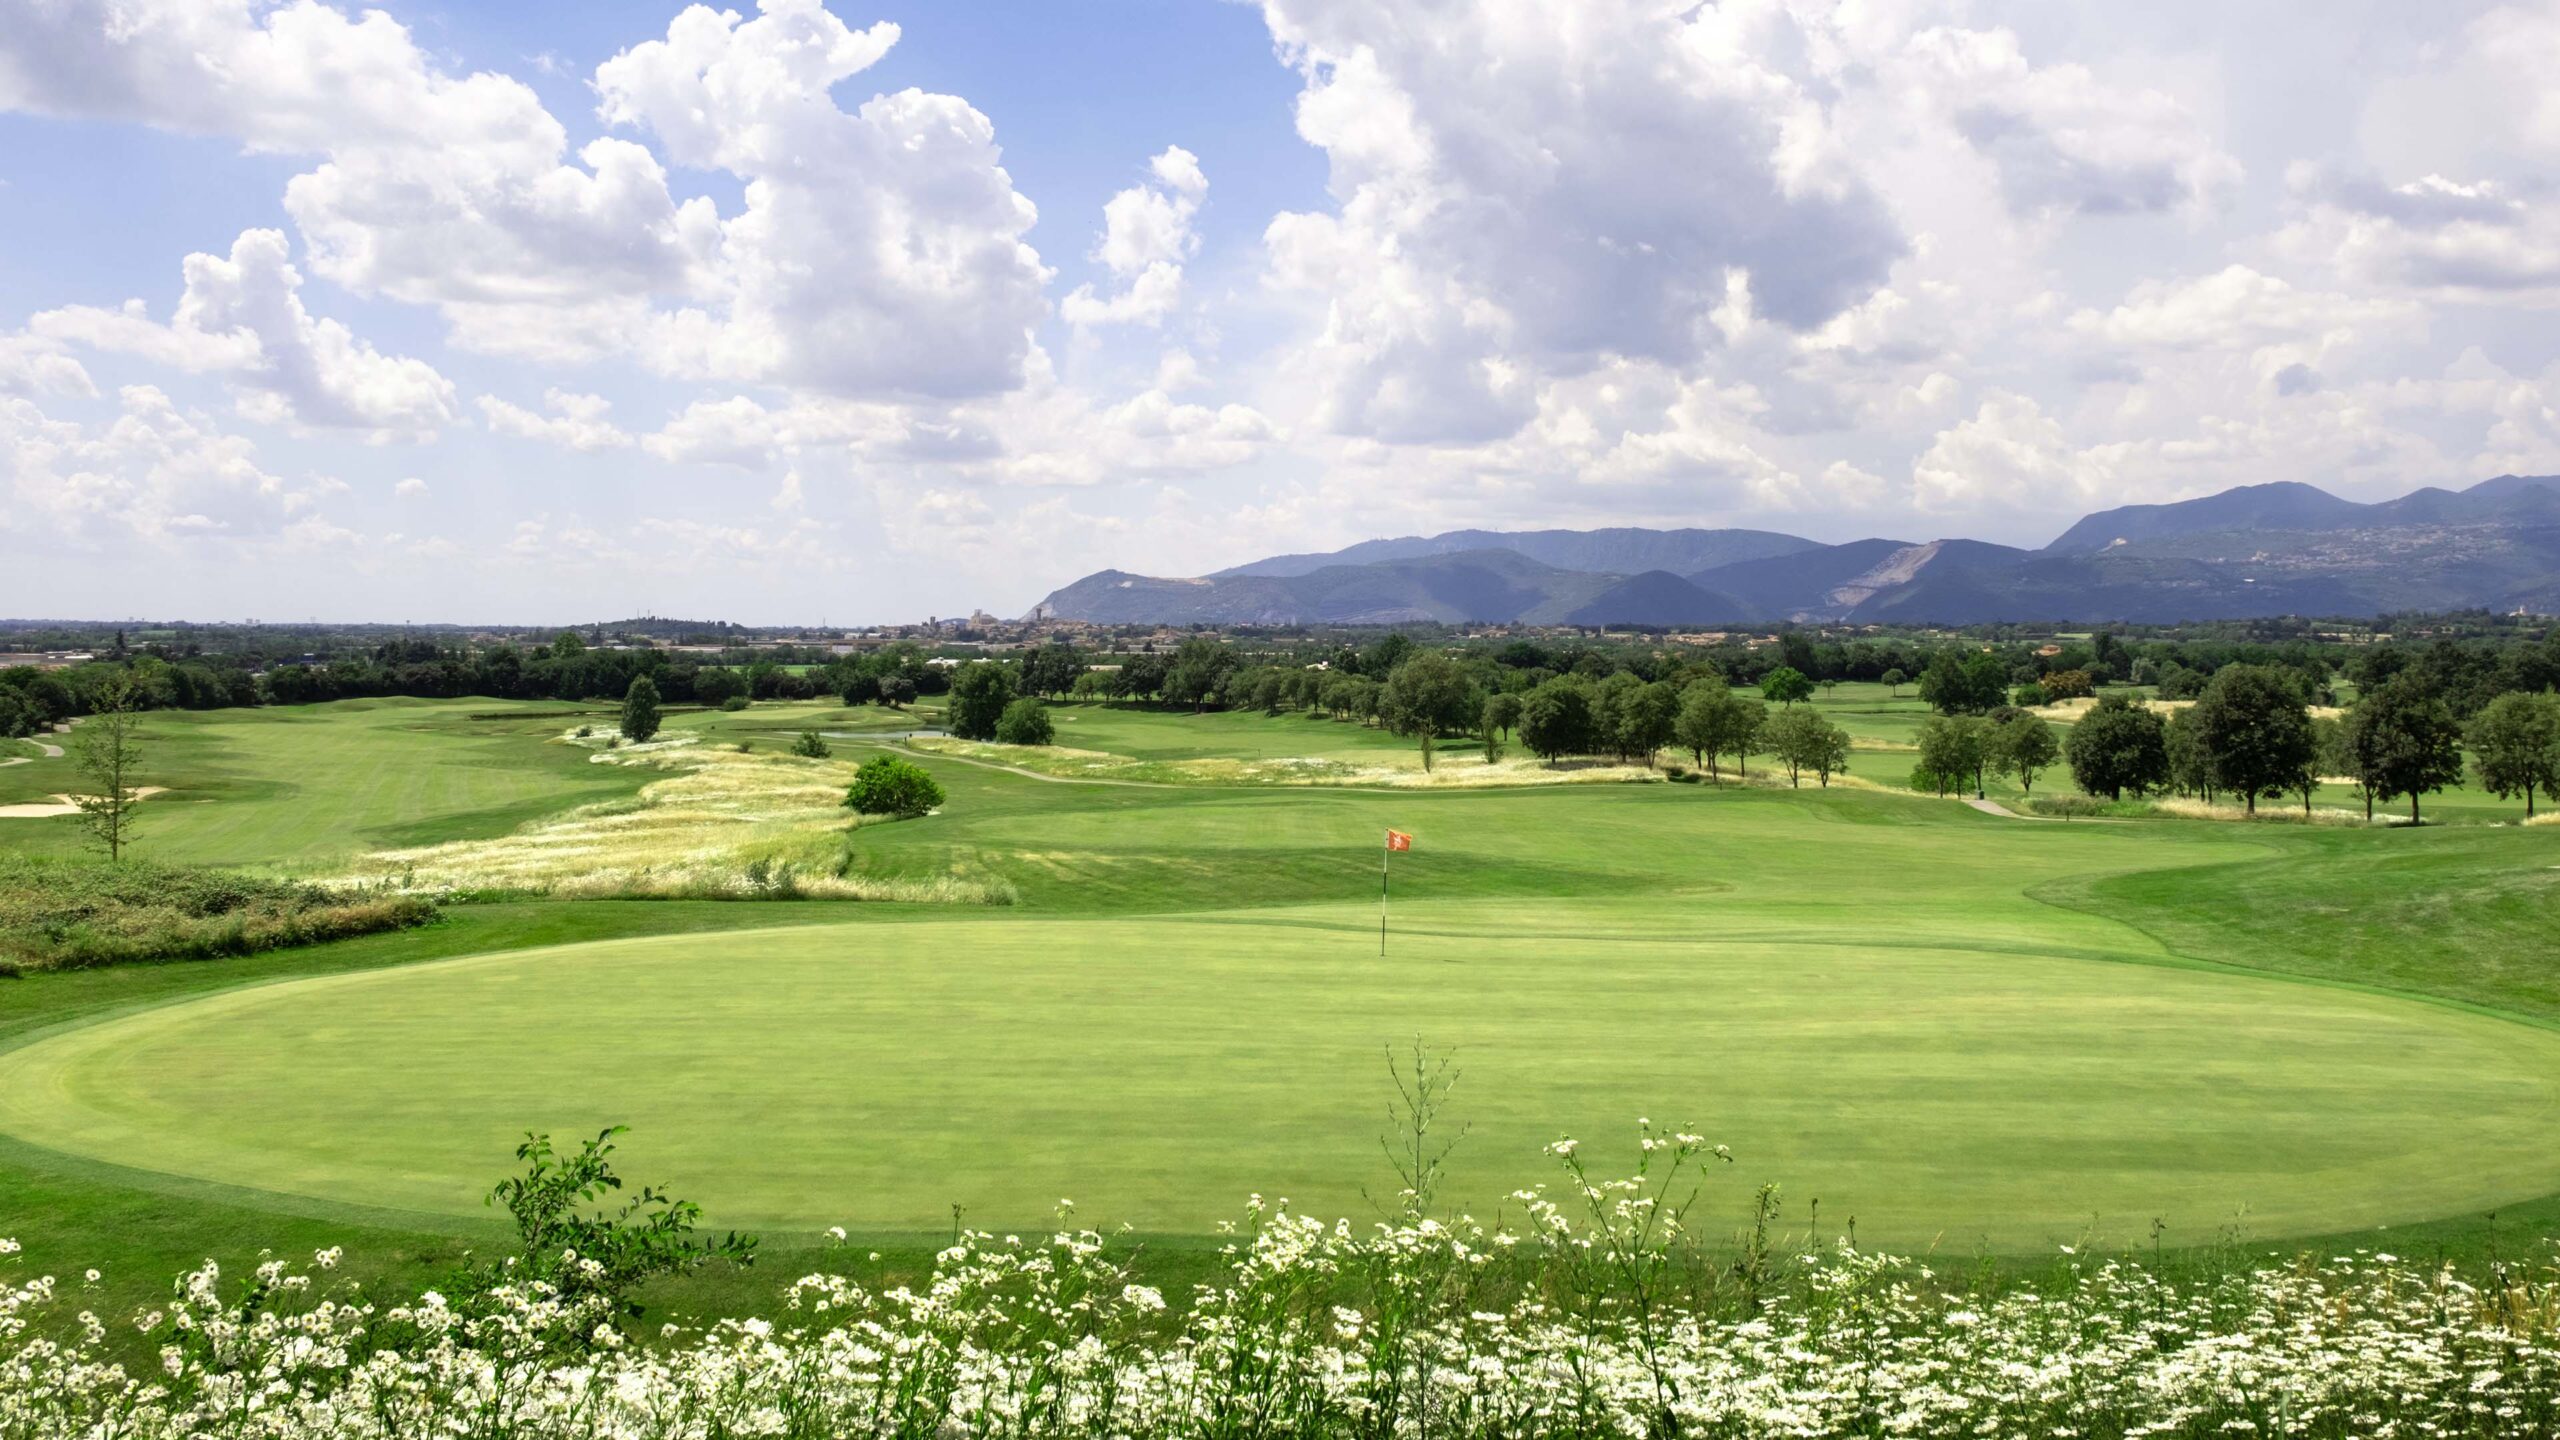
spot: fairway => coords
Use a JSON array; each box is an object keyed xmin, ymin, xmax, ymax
[{"xmin": 7, "ymin": 910, "xmax": 2560, "ymax": 1248}]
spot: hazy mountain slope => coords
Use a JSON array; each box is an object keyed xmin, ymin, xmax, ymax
[
  {"xmin": 1037, "ymin": 550, "xmax": 1761, "ymax": 626},
  {"xmin": 1217, "ymin": 527, "xmax": 1814, "ymax": 579},
  {"xmin": 1688, "ymin": 538, "xmax": 1920, "ymax": 619},
  {"xmin": 1033, "ymin": 475, "xmax": 2560, "ymax": 626}
]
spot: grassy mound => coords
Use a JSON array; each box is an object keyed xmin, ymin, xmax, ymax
[{"xmin": 0, "ymin": 856, "xmax": 434, "ymax": 974}]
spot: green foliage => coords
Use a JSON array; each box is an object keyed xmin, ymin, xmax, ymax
[
  {"xmin": 2041, "ymin": 669, "xmax": 2096, "ymax": 700},
  {"xmin": 0, "ymin": 855, "xmax": 433, "ymax": 974},
  {"xmin": 946, "ymin": 662, "xmax": 1018, "ymax": 741},
  {"xmin": 1380, "ymin": 653, "xmax": 1479, "ymax": 771},
  {"xmin": 1760, "ymin": 707, "xmax": 1851, "ymax": 788},
  {"xmin": 1673, "ymin": 675, "xmax": 1763, "ymax": 780},
  {"xmin": 790, "ymin": 729, "xmax": 831, "ymax": 759},
  {"xmin": 2467, "ymin": 691, "xmax": 2560, "ymax": 818},
  {"xmin": 994, "ymin": 697, "xmax": 1055, "ymax": 746},
  {"xmin": 2190, "ymin": 664, "xmax": 2316, "ymax": 815},
  {"xmin": 1914, "ymin": 714, "xmax": 1987, "ymax": 797},
  {"xmin": 1758, "ymin": 666, "xmax": 1815, "ymax": 706},
  {"xmin": 721, "ymin": 694, "xmax": 751, "ymax": 712},
  {"xmin": 2340, "ymin": 674, "xmax": 2469, "ymax": 823},
  {"xmin": 484, "ymin": 1126, "xmax": 755, "ymax": 1326},
  {"xmin": 844, "ymin": 755, "xmax": 945, "ymax": 818},
  {"xmin": 70, "ymin": 673, "xmax": 147, "ymax": 862},
  {"xmin": 1481, "ymin": 691, "xmax": 1523, "ymax": 740},
  {"xmin": 619, "ymin": 675, "xmax": 663, "ymax": 745},
  {"xmin": 2066, "ymin": 695, "xmax": 2169, "ymax": 801},
  {"xmin": 1987, "ymin": 711, "xmax": 2060, "ymax": 795},
  {"xmin": 1516, "ymin": 678, "xmax": 1595, "ymax": 762},
  {"xmin": 1919, "ymin": 650, "xmax": 2009, "ymax": 716},
  {"xmin": 2011, "ymin": 683, "xmax": 2052, "ymax": 708}
]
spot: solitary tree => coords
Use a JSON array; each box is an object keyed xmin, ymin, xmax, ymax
[
  {"xmin": 945, "ymin": 662, "xmax": 1018, "ymax": 741},
  {"xmin": 2190, "ymin": 664, "xmax": 2316, "ymax": 816},
  {"xmin": 1759, "ymin": 666, "xmax": 1815, "ymax": 707},
  {"xmin": 844, "ymin": 755, "xmax": 945, "ymax": 818},
  {"xmin": 2343, "ymin": 675, "xmax": 2466, "ymax": 823},
  {"xmin": 2065, "ymin": 695, "xmax": 2168, "ymax": 801},
  {"xmin": 994, "ymin": 696, "xmax": 1055, "ymax": 746},
  {"xmin": 1880, "ymin": 667, "xmax": 1907, "ymax": 698},
  {"xmin": 1481, "ymin": 691, "xmax": 1524, "ymax": 741},
  {"xmin": 1989, "ymin": 711, "xmax": 2059, "ymax": 795},
  {"xmin": 70, "ymin": 674, "xmax": 146, "ymax": 861},
  {"xmin": 2468, "ymin": 691, "xmax": 2560, "ymax": 819},
  {"xmin": 620, "ymin": 675, "xmax": 663, "ymax": 744}
]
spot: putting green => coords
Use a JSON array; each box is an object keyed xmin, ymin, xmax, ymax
[{"xmin": 5, "ymin": 910, "xmax": 2559, "ymax": 1248}]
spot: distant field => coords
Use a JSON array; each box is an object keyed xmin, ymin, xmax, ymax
[{"xmin": 3, "ymin": 694, "xmax": 2557, "ymax": 1289}]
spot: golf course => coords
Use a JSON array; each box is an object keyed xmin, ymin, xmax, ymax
[{"xmin": 4, "ymin": 693, "xmax": 2558, "ymax": 1269}]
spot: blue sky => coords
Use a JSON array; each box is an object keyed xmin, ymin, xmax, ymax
[{"xmin": 6, "ymin": 0, "xmax": 2560, "ymax": 623}]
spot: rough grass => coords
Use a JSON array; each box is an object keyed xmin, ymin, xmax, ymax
[
  {"xmin": 899, "ymin": 733, "xmax": 1670, "ymax": 788},
  {"xmin": 0, "ymin": 855, "xmax": 433, "ymax": 975},
  {"xmin": 326, "ymin": 731, "xmax": 1014, "ymax": 905}
]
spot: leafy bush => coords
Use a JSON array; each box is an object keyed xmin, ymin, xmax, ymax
[
  {"xmin": 481, "ymin": 1127, "xmax": 754, "ymax": 1330},
  {"xmin": 0, "ymin": 856, "xmax": 434, "ymax": 974},
  {"xmin": 844, "ymin": 755, "xmax": 945, "ymax": 818},
  {"xmin": 993, "ymin": 696, "xmax": 1053, "ymax": 745},
  {"xmin": 720, "ymin": 695, "xmax": 751, "ymax": 712},
  {"xmin": 790, "ymin": 729, "xmax": 831, "ymax": 759}
]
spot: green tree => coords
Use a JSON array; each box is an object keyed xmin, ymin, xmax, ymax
[
  {"xmin": 1759, "ymin": 666, "xmax": 1815, "ymax": 707},
  {"xmin": 2468, "ymin": 691, "xmax": 2560, "ymax": 818},
  {"xmin": 2190, "ymin": 664, "xmax": 2315, "ymax": 815},
  {"xmin": 2342, "ymin": 675, "xmax": 2467, "ymax": 823},
  {"xmin": 844, "ymin": 755, "xmax": 945, "ymax": 818},
  {"xmin": 619, "ymin": 675, "xmax": 663, "ymax": 745},
  {"xmin": 1761, "ymin": 707, "xmax": 1850, "ymax": 788},
  {"xmin": 1880, "ymin": 667, "xmax": 1907, "ymax": 697},
  {"xmin": 550, "ymin": 631, "xmax": 586, "ymax": 659},
  {"xmin": 1673, "ymin": 676, "xmax": 1724, "ymax": 771},
  {"xmin": 1163, "ymin": 637, "xmax": 1234, "ymax": 712},
  {"xmin": 945, "ymin": 662, "xmax": 1017, "ymax": 741},
  {"xmin": 2163, "ymin": 705, "xmax": 2215, "ymax": 802},
  {"xmin": 994, "ymin": 696, "xmax": 1055, "ymax": 745},
  {"xmin": 1518, "ymin": 678, "xmax": 1596, "ymax": 764},
  {"xmin": 1481, "ymin": 691, "xmax": 1524, "ymax": 741},
  {"xmin": 790, "ymin": 729, "xmax": 830, "ymax": 759},
  {"xmin": 1914, "ymin": 714, "xmax": 1987, "ymax": 798},
  {"xmin": 1988, "ymin": 712, "xmax": 2059, "ymax": 795},
  {"xmin": 70, "ymin": 674, "xmax": 146, "ymax": 861},
  {"xmin": 2066, "ymin": 695, "xmax": 2168, "ymax": 801},
  {"xmin": 1920, "ymin": 650, "xmax": 2007, "ymax": 715},
  {"xmin": 1380, "ymin": 652, "xmax": 1479, "ymax": 772}
]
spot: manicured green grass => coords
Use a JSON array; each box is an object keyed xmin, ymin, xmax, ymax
[
  {"xmin": 4, "ymin": 695, "xmax": 2558, "ymax": 1321},
  {"xmin": 8, "ymin": 907, "xmax": 2558, "ymax": 1251},
  {"xmin": 0, "ymin": 699, "xmax": 653, "ymax": 867}
]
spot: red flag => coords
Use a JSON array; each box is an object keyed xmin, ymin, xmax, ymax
[{"xmin": 1385, "ymin": 829, "xmax": 1412, "ymax": 852}]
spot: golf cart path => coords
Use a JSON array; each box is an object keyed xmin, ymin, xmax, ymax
[{"xmin": 0, "ymin": 730, "xmax": 67, "ymax": 767}]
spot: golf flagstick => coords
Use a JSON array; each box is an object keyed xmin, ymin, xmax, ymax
[{"xmin": 1380, "ymin": 829, "xmax": 1411, "ymax": 956}]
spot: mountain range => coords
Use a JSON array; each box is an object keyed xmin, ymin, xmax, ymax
[{"xmin": 1030, "ymin": 475, "xmax": 2560, "ymax": 627}]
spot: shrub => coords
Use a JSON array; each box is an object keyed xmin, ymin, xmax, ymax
[
  {"xmin": 845, "ymin": 755, "xmax": 945, "ymax": 818},
  {"xmin": 0, "ymin": 856, "xmax": 435, "ymax": 974},
  {"xmin": 619, "ymin": 676, "xmax": 662, "ymax": 744},
  {"xmin": 790, "ymin": 730, "xmax": 831, "ymax": 759},
  {"xmin": 720, "ymin": 695, "xmax": 751, "ymax": 712},
  {"xmin": 994, "ymin": 697, "xmax": 1054, "ymax": 745}
]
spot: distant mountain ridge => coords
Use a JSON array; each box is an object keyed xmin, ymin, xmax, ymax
[
  {"xmin": 1217, "ymin": 527, "xmax": 1814, "ymax": 579},
  {"xmin": 1031, "ymin": 475, "xmax": 2560, "ymax": 626}
]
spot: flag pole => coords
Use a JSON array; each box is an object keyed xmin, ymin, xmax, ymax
[{"xmin": 1379, "ymin": 830, "xmax": 1389, "ymax": 957}]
